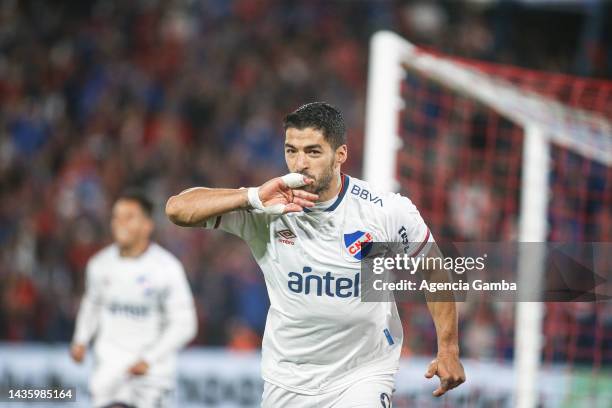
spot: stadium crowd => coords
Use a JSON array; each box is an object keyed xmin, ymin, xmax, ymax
[{"xmin": 1, "ymin": 0, "xmax": 610, "ymax": 365}]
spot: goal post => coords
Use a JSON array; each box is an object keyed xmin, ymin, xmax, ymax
[
  {"xmin": 364, "ymin": 30, "xmax": 612, "ymax": 407},
  {"xmin": 515, "ymin": 124, "xmax": 548, "ymax": 408},
  {"xmin": 364, "ymin": 31, "xmax": 409, "ymax": 193}
]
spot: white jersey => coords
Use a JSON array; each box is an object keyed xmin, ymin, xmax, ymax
[
  {"xmin": 73, "ymin": 243, "xmax": 197, "ymax": 389},
  {"xmin": 204, "ymin": 175, "xmax": 433, "ymax": 395}
]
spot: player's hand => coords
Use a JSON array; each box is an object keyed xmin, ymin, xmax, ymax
[
  {"xmin": 424, "ymin": 351, "xmax": 466, "ymax": 397},
  {"xmin": 70, "ymin": 343, "xmax": 86, "ymax": 363},
  {"xmin": 256, "ymin": 173, "xmax": 318, "ymax": 213},
  {"xmin": 128, "ymin": 360, "xmax": 150, "ymax": 376}
]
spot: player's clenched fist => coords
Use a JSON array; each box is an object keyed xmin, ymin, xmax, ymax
[
  {"xmin": 128, "ymin": 360, "xmax": 150, "ymax": 376},
  {"xmin": 424, "ymin": 352, "xmax": 466, "ymax": 397},
  {"xmin": 248, "ymin": 173, "xmax": 319, "ymax": 214},
  {"xmin": 70, "ymin": 343, "xmax": 86, "ymax": 363}
]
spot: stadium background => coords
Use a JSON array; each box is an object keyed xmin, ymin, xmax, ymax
[{"xmin": 0, "ymin": 0, "xmax": 611, "ymax": 406}]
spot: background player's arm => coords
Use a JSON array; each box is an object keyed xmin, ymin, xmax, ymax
[
  {"xmin": 131, "ymin": 261, "xmax": 197, "ymax": 375},
  {"xmin": 165, "ymin": 175, "xmax": 317, "ymax": 227},
  {"xmin": 70, "ymin": 262, "xmax": 101, "ymax": 363},
  {"xmin": 423, "ymin": 244, "xmax": 466, "ymax": 396}
]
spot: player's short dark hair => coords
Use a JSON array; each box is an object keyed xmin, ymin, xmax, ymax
[
  {"xmin": 283, "ymin": 102, "xmax": 347, "ymax": 149},
  {"xmin": 116, "ymin": 189, "xmax": 154, "ymax": 217}
]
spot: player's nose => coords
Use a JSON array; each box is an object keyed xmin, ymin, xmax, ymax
[{"xmin": 295, "ymin": 152, "xmax": 309, "ymax": 172}]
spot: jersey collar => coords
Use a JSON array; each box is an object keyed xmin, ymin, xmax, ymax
[{"xmin": 304, "ymin": 174, "xmax": 349, "ymax": 213}]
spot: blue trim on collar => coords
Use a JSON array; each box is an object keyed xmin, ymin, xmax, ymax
[{"xmin": 303, "ymin": 174, "xmax": 349, "ymax": 213}]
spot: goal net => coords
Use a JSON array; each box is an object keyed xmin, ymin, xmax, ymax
[{"xmin": 364, "ymin": 31, "xmax": 611, "ymax": 408}]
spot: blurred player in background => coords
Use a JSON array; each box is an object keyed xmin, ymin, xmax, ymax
[
  {"xmin": 71, "ymin": 190, "xmax": 197, "ymax": 408},
  {"xmin": 166, "ymin": 102, "xmax": 465, "ymax": 407}
]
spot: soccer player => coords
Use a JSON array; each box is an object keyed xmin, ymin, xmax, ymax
[
  {"xmin": 71, "ymin": 191, "xmax": 197, "ymax": 408},
  {"xmin": 166, "ymin": 102, "xmax": 465, "ymax": 407}
]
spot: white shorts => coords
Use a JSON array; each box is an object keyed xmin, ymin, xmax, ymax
[
  {"xmin": 262, "ymin": 374, "xmax": 395, "ymax": 408},
  {"xmin": 90, "ymin": 365, "xmax": 174, "ymax": 408}
]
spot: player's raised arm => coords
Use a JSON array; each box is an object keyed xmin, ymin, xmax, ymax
[
  {"xmin": 165, "ymin": 173, "xmax": 319, "ymax": 227},
  {"xmin": 423, "ymin": 244, "xmax": 466, "ymax": 397}
]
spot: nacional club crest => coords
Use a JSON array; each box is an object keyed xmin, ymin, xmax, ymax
[
  {"xmin": 137, "ymin": 275, "xmax": 154, "ymax": 296},
  {"xmin": 343, "ymin": 230, "xmax": 373, "ymax": 260}
]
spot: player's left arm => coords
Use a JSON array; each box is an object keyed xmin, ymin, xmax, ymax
[
  {"xmin": 423, "ymin": 244, "xmax": 466, "ymax": 397},
  {"xmin": 386, "ymin": 193, "xmax": 465, "ymax": 396},
  {"xmin": 129, "ymin": 260, "xmax": 197, "ymax": 375}
]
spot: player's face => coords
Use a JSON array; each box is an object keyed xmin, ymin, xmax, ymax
[
  {"xmin": 111, "ymin": 199, "xmax": 153, "ymax": 250},
  {"xmin": 284, "ymin": 127, "xmax": 347, "ymax": 195}
]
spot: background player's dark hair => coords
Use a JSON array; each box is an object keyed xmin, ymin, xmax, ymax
[
  {"xmin": 283, "ymin": 102, "xmax": 347, "ymax": 149},
  {"xmin": 116, "ymin": 189, "xmax": 154, "ymax": 217}
]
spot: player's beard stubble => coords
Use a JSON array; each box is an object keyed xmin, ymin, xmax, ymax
[{"xmin": 298, "ymin": 156, "xmax": 336, "ymax": 197}]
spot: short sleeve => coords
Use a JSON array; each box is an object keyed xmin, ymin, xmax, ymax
[
  {"xmin": 202, "ymin": 210, "xmax": 269, "ymax": 242},
  {"xmin": 386, "ymin": 193, "xmax": 434, "ymax": 257}
]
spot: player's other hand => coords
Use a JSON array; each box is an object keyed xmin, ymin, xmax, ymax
[
  {"xmin": 257, "ymin": 174, "xmax": 318, "ymax": 213},
  {"xmin": 70, "ymin": 343, "xmax": 86, "ymax": 363},
  {"xmin": 128, "ymin": 360, "xmax": 150, "ymax": 376},
  {"xmin": 424, "ymin": 351, "xmax": 466, "ymax": 397}
]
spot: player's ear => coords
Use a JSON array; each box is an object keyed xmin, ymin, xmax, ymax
[{"xmin": 335, "ymin": 144, "xmax": 347, "ymax": 165}]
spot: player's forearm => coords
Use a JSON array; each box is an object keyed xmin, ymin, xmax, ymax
[
  {"xmin": 426, "ymin": 300, "xmax": 459, "ymax": 355},
  {"xmin": 166, "ymin": 187, "xmax": 249, "ymax": 227},
  {"xmin": 424, "ymin": 245, "xmax": 460, "ymax": 355}
]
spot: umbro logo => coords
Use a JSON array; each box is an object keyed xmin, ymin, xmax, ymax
[
  {"xmin": 277, "ymin": 229, "xmax": 296, "ymax": 239},
  {"xmin": 276, "ymin": 229, "xmax": 296, "ymax": 245}
]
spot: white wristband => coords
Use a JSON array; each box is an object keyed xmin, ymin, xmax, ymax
[
  {"xmin": 247, "ymin": 187, "xmax": 285, "ymax": 214},
  {"xmin": 247, "ymin": 187, "xmax": 264, "ymax": 210}
]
